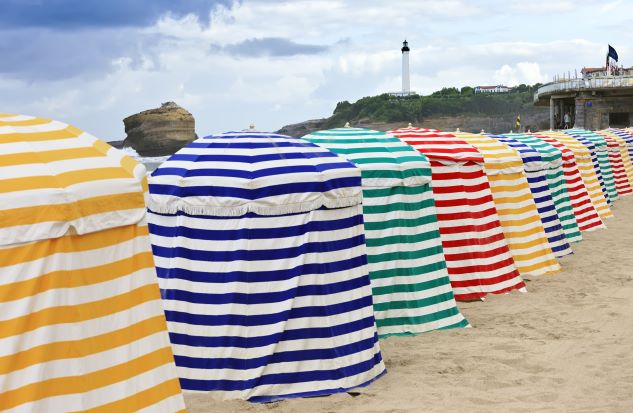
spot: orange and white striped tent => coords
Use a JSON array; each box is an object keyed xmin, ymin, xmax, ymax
[
  {"xmin": 536, "ymin": 131, "xmax": 613, "ymax": 221},
  {"xmin": 0, "ymin": 114, "xmax": 185, "ymax": 412},
  {"xmin": 455, "ymin": 132, "xmax": 560, "ymax": 276}
]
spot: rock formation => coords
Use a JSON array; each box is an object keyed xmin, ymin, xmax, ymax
[{"xmin": 123, "ymin": 102, "xmax": 197, "ymax": 156}]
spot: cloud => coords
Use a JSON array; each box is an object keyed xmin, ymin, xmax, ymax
[
  {"xmin": 0, "ymin": 0, "xmax": 227, "ymax": 29},
  {"xmin": 509, "ymin": 0, "xmax": 575, "ymax": 14},
  {"xmin": 222, "ymin": 37, "xmax": 330, "ymax": 57},
  {"xmin": 493, "ymin": 62, "xmax": 549, "ymax": 86}
]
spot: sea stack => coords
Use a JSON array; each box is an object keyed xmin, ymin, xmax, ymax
[{"xmin": 123, "ymin": 101, "xmax": 196, "ymax": 157}]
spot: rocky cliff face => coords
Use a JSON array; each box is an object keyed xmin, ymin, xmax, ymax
[
  {"xmin": 277, "ymin": 112, "xmax": 550, "ymax": 137},
  {"xmin": 123, "ymin": 102, "xmax": 197, "ymax": 156}
]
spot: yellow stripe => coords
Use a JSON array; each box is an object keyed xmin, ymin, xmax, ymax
[
  {"xmin": 0, "ymin": 113, "xmax": 15, "ymax": 118},
  {"xmin": 516, "ymin": 260, "xmax": 561, "ymax": 275},
  {"xmin": 0, "ymin": 315, "xmax": 168, "ymax": 374},
  {"xmin": 0, "ymin": 167, "xmax": 134, "ymax": 193},
  {"xmin": 498, "ymin": 214, "xmax": 542, "ymax": 228},
  {"xmin": 0, "ymin": 284, "xmax": 161, "ymax": 339},
  {"xmin": 0, "ymin": 251, "xmax": 154, "ymax": 302},
  {"xmin": 0, "ymin": 347, "xmax": 174, "ymax": 410},
  {"xmin": 0, "ymin": 191, "xmax": 145, "ymax": 230},
  {"xmin": 494, "ymin": 202, "xmax": 539, "ymax": 216},
  {"xmin": 0, "ymin": 125, "xmax": 83, "ymax": 143},
  {"xmin": 0, "ymin": 117, "xmax": 51, "ymax": 126},
  {"xmin": 79, "ymin": 379, "xmax": 183, "ymax": 413},
  {"xmin": 504, "ymin": 232, "xmax": 553, "ymax": 249},
  {"xmin": 0, "ymin": 143, "xmax": 107, "ymax": 167},
  {"xmin": 0, "ymin": 224, "xmax": 149, "ymax": 268}
]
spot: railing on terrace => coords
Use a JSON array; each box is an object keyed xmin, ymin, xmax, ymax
[{"xmin": 534, "ymin": 76, "xmax": 633, "ymax": 102}]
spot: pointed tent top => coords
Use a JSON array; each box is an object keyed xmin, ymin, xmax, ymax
[
  {"xmin": 401, "ymin": 40, "xmax": 410, "ymax": 53},
  {"xmin": 249, "ymin": 123, "xmax": 256, "ymax": 130},
  {"xmin": 344, "ymin": 122, "xmax": 351, "ymax": 128},
  {"xmin": 408, "ymin": 122, "xmax": 413, "ymax": 128},
  {"xmin": 480, "ymin": 129, "xmax": 485, "ymax": 134},
  {"xmin": 456, "ymin": 127, "xmax": 460, "ymax": 132}
]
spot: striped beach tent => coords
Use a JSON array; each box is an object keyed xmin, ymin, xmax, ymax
[
  {"xmin": 490, "ymin": 134, "xmax": 572, "ymax": 257},
  {"xmin": 302, "ymin": 127, "xmax": 468, "ymax": 337},
  {"xmin": 527, "ymin": 133, "xmax": 604, "ymax": 232},
  {"xmin": 389, "ymin": 127, "xmax": 525, "ymax": 301},
  {"xmin": 147, "ymin": 131, "xmax": 385, "ymax": 401},
  {"xmin": 595, "ymin": 130, "xmax": 633, "ymax": 196},
  {"xmin": 454, "ymin": 132, "xmax": 560, "ymax": 276},
  {"xmin": 503, "ymin": 133, "xmax": 582, "ymax": 243},
  {"xmin": 604, "ymin": 128, "xmax": 633, "ymax": 186},
  {"xmin": 536, "ymin": 131, "xmax": 612, "ymax": 220},
  {"xmin": 563, "ymin": 129, "xmax": 618, "ymax": 204},
  {"xmin": 0, "ymin": 114, "xmax": 186, "ymax": 412}
]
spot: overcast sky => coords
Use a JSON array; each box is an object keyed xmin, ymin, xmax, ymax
[{"xmin": 1, "ymin": 0, "xmax": 631, "ymax": 139}]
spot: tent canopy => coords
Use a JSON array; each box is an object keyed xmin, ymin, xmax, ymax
[
  {"xmin": 0, "ymin": 114, "xmax": 147, "ymax": 246},
  {"xmin": 148, "ymin": 131, "xmax": 362, "ymax": 217}
]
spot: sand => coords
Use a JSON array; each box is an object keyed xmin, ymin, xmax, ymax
[{"xmin": 184, "ymin": 196, "xmax": 633, "ymax": 413}]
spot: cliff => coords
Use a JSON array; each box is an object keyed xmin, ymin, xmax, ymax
[{"xmin": 122, "ymin": 102, "xmax": 197, "ymax": 156}]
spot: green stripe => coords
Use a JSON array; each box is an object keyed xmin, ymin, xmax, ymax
[
  {"xmin": 360, "ymin": 168, "xmax": 428, "ymax": 181},
  {"xmin": 322, "ymin": 145, "xmax": 421, "ymax": 155},
  {"xmin": 374, "ymin": 291, "xmax": 457, "ymax": 311},
  {"xmin": 370, "ymin": 261, "xmax": 448, "ymax": 280},
  {"xmin": 371, "ymin": 271, "xmax": 450, "ymax": 295},
  {"xmin": 375, "ymin": 306, "xmax": 463, "ymax": 328},
  {"xmin": 362, "ymin": 185, "xmax": 432, "ymax": 198},
  {"xmin": 365, "ymin": 228, "xmax": 442, "ymax": 248},
  {"xmin": 363, "ymin": 197, "xmax": 436, "ymax": 214},
  {"xmin": 364, "ymin": 217, "xmax": 438, "ymax": 231},
  {"xmin": 368, "ymin": 245, "xmax": 445, "ymax": 265},
  {"xmin": 353, "ymin": 155, "xmax": 428, "ymax": 164}
]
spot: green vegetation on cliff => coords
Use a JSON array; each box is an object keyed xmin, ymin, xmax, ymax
[{"xmin": 321, "ymin": 84, "xmax": 542, "ymax": 129}]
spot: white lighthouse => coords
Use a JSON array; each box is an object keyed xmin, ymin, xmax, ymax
[{"xmin": 401, "ymin": 40, "xmax": 410, "ymax": 93}]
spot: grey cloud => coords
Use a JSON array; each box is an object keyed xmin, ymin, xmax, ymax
[{"xmin": 217, "ymin": 37, "xmax": 330, "ymax": 57}]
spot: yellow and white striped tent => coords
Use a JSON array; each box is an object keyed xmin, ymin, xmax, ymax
[
  {"xmin": 455, "ymin": 132, "xmax": 560, "ymax": 276},
  {"xmin": 0, "ymin": 114, "xmax": 186, "ymax": 412},
  {"xmin": 537, "ymin": 131, "xmax": 612, "ymax": 220}
]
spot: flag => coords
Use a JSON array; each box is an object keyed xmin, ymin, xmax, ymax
[{"xmin": 608, "ymin": 45, "xmax": 619, "ymax": 62}]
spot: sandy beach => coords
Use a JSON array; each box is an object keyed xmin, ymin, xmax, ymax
[{"xmin": 185, "ymin": 196, "xmax": 633, "ymax": 413}]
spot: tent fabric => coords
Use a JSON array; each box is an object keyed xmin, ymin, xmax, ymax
[
  {"xmin": 389, "ymin": 127, "xmax": 525, "ymax": 301},
  {"xmin": 604, "ymin": 129, "xmax": 633, "ymax": 187},
  {"xmin": 536, "ymin": 131, "xmax": 612, "ymax": 221},
  {"xmin": 595, "ymin": 131, "xmax": 633, "ymax": 196},
  {"xmin": 504, "ymin": 133, "xmax": 583, "ymax": 243},
  {"xmin": 303, "ymin": 127, "xmax": 468, "ymax": 337},
  {"xmin": 147, "ymin": 131, "xmax": 385, "ymax": 402},
  {"xmin": 528, "ymin": 133, "xmax": 604, "ymax": 232},
  {"xmin": 0, "ymin": 114, "xmax": 186, "ymax": 412},
  {"xmin": 563, "ymin": 129, "xmax": 619, "ymax": 204},
  {"xmin": 490, "ymin": 134, "xmax": 572, "ymax": 257},
  {"xmin": 454, "ymin": 132, "xmax": 560, "ymax": 276}
]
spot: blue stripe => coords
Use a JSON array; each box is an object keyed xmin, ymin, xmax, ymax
[
  {"xmin": 161, "ymin": 274, "xmax": 370, "ymax": 305},
  {"xmin": 155, "ymin": 254, "xmax": 368, "ymax": 284},
  {"xmin": 151, "ymin": 162, "xmax": 355, "ymax": 179},
  {"xmin": 165, "ymin": 151, "xmax": 338, "ymax": 164},
  {"xmin": 165, "ymin": 295, "xmax": 374, "ymax": 327},
  {"xmin": 148, "ymin": 214, "xmax": 363, "ymax": 241},
  {"xmin": 152, "ymin": 234, "xmax": 365, "ymax": 262},
  {"xmin": 179, "ymin": 351, "xmax": 383, "ymax": 392},
  {"xmin": 187, "ymin": 141, "xmax": 320, "ymax": 149},
  {"xmin": 169, "ymin": 316, "xmax": 376, "ymax": 349},
  {"xmin": 174, "ymin": 335, "xmax": 378, "ymax": 370},
  {"xmin": 148, "ymin": 176, "xmax": 360, "ymax": 199}
]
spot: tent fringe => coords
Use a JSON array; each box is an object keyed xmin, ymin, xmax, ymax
[{"xmin": 148, "ymin": 195, "xmax": 362, "ymax": 217}]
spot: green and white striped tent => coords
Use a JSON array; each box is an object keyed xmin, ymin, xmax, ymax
[
  {"xmin": 303, "ymin": 127, "xmax": 468, "ymax": 337},
  {"xmin": 504, "ymin": 133, "xmax": 582, "ymax": 244}
]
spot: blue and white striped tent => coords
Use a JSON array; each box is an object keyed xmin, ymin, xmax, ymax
[
  {"xmin": 492, "ymin": 134, "xmax": 572, "ymax": 258},
  {"xmin": 147, "ymin": 131, "xmax": 386, "ymax": 402}
]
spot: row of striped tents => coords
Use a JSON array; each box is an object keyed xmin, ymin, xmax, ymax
[
  {"xmin": 528, "ymin": 132, "xmax": 605, "ymax": 232},
  {"xmin": 595, "ymin": 131, "xmax": 633, "ymax": 196},
  {"xmin": 601, "ymin": 129, "xmax": 633, "ymax": 188},
  {"xmin": 0, "ymin": 114, "xmax": 186, "ymax": 412},
  {"xmin": 563, "ymin": 129, "xmax": 619, "ymax": 204},
  {"xmin": 608, "ymin": 128, "xmax": 633, "ymax": 160},
  {"xmin": 504, "ymin": 133, "xmax": 583, "ymax": 242},
  {"xmin": 147, "ymin": 131, "xmax": 386, "ymax": 401},
  {"xmin": 454, "ymin": 132, "xmax": 560, "ymax": 276},
  {"xmin": 302, "ymin": 128, "xmax": 468, "ymax": 337},
  {"xmin": 536, "ymin": 131, "xmax": 613, "ymax": 220},
  {"xmin": 490, "ymin": 133, "xmax": 572, "ymax": 257},
  {"xmin": 388, "ymin": 127, "xmax": 525, "ymax": 301}
]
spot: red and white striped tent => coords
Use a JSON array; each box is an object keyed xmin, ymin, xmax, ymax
[{"xmin": 389, "ymin": 127, "xmax": 525, "ymax": 301}]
